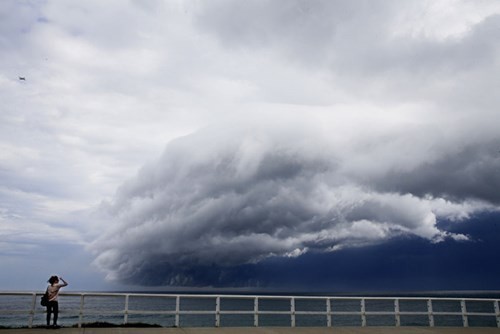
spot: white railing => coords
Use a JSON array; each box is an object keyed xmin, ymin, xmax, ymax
[{"xmin": 1, "ymin": 291, "xmax": 499, "ymax": 328}]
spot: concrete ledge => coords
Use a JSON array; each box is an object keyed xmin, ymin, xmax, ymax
[{"xmin": 1, "ymin": 327, "xmax": 499, "ymax": 334}]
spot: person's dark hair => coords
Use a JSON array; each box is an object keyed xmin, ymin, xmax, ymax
[{"xmin": 48, "ymin": 276, "xmax": 59, "ymax": 285}]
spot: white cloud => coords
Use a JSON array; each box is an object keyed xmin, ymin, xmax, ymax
[{"xmin": 391, "ymin": 0, "xmax": 500, "ymax": 40}]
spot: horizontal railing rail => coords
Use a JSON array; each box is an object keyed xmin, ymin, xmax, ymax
[{"xmin": 1, "ymin": 291, "xmax": 499, "ymax": 328}]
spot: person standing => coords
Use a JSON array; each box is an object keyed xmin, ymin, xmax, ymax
[{"xmin": 46, "ymin": 275, "xmax": 68, "ymax": 328}]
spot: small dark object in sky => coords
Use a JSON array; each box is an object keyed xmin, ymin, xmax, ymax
[{"xmin": 18, "ymin": 77, "xmax": 26, "ymax": 81}]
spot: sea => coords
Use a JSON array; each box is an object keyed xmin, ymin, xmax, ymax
[{"xmin": 1, "ymin": 291, "xmax": 499, "ymax": 328}]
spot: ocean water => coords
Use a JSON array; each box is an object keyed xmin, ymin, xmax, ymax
[{"xmin": 0, "ymin": 292, "xmax": 499, "ymax": 328}]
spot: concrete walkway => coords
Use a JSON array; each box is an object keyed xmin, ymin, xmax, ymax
[{"xmin": 1, "ymin": 328, "xmax": 499, "ymax": 334}]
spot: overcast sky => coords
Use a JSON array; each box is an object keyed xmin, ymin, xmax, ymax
[{"xmin": 1, "ymin": 0, "xmax": 500, "ymax": 292}]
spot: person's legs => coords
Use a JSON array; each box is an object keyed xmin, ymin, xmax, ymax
[
  {"xmin": 53, "ymin": 301, "xmax": 59, "ymax": 326},
  {"xmin": 46, "ymin": 304, "xmax": 52, "ymax": 326}
]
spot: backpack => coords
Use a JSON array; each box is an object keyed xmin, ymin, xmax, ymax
[{"xmin": 40, "ymin": 289, "xmax": 49, "ymax": 306}]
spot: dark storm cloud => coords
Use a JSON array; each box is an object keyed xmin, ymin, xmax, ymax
[
  {"xmin": 249, "ymin": 212, "xmax": 500, "ymax": 292},
  {"xmin": 91, "ymin": 118, "xmax": 498, "ymax": 286},
  {"xmin": 372, "ymin": 141, "xmax": 500, "ymax": 204},
  {"xmin": 88, "ymin": 1, "xmax": 500, "ymax": 287}
]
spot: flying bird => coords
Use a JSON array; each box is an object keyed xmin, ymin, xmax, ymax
[{"xmin": 18, "ymin": 77, "xmax": 26, "ymax": 81}]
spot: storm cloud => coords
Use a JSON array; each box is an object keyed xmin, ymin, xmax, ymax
[
  {"xmin": 91, "ymin": 114, "xmax": 499, "ymax": 286},
  {"xmin": 86, "ymin": 1, "xmax": 500, "ymax": 287},
  {"xmin": 3, "ymin": 1, "xmax": 499, "ymax": 290}
]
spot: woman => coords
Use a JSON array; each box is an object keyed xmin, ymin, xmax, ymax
[{"xmin": 46, "ymin": 275, "xmax": 68, "ymax": 328}]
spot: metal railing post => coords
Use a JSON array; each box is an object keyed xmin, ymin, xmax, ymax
[
  {"xmin": 175, "ymin": 295, "xmax": 180, "ymax": 327},
  {"xmin": 78, "ymin": 294, "xmax": 85, "ymax": 328},
  {"xmin": 427, "ymin": 299, "xmax": 434, "ymax": 327},
  {"xmin": 461, "ymin": 299, "xmax": 468, "ymax": 327},
  {"xmin": 124, "ymin": 294, "xmax": 129, "ymax": 324},
  {"xmin": 326, "ymin": 298, "xmax": 332, "ymax": 327},
  {"xmin": 254, "ymin": 297, "xmax": 259, "ymax": 327},
  {"xmin": 394, "ymin": 298, "xmax": 400, "ymax": 327},
  {"xmin": 215, "ymin": 296, "xmax": 221, "ymax": 327},
  {"xmin": 290, "ymin": 297, "xmax": 296, "ymax": 327},
  {"xmin": 28, "ymin": 292, "xmax": 36, "ymax": 328},
  {"xmin": 361, "ymin": 298, "xmax": 366, "ymax": 327},
  {"xmin": 495, "ymin": 300, "xmax": 500, "ymax": 328}
]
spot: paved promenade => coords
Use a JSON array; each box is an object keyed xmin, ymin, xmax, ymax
[{"xmin": 1, "ymin": 328, "xmax": 499, "ymax": 334}]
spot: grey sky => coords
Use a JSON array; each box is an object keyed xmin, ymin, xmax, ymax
[{"xmin": 1, "ymin": 0, "xmax": 500, "ymax": 289}]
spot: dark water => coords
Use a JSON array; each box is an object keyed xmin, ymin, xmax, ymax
[{"xmin": 0, "ymin": 291, "xmax": 498, "ymax": 328}]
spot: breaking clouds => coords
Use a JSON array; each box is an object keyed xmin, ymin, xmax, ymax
[
  {"xmin": 88, "ymin": 1, "xmax": 500, "ymax": 286},
  {"xmin": 92, "ymin": 114, "xmax": 499, "ymax": 286},
  {"xmin": 2, "ymin": 1, "xmax": 500, "ymax": 289}
]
